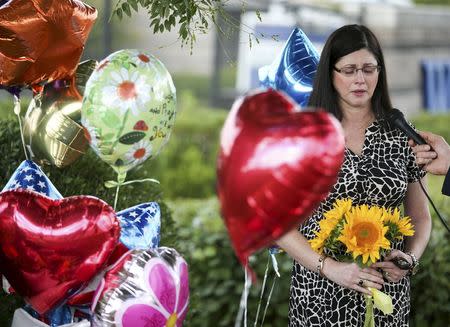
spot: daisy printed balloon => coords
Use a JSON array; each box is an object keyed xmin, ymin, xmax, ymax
[{"xmin": 81, "ymin": 49, "xmax": 176, "ymax": 176}]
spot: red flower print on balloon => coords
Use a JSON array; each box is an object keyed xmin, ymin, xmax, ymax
[{"xmin": 134, "ymin": 120, "xmax": 149, "ymax": 131}]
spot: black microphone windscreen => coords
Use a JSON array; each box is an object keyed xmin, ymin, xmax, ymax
[{"xmin": 386, "ymin": 108, "xmax": 427, "ymax": 145}]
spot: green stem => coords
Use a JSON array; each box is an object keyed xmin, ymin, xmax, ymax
[
  {"xmin": 363, "ymin": 294, "xmax": 375, "ymax": 327},
  {"xmin": 109, "ymin": 109, "xmax": 130, "ymax": 155}
]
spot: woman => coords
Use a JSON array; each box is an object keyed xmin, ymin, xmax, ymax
[{"xmin": 276, "ymin": 24, "xmax": 431, "ymax": 326}]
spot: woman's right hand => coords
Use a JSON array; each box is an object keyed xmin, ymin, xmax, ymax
[{"xmin": 322, "ymin": 259, "xmax": 385, "ymax": 295}]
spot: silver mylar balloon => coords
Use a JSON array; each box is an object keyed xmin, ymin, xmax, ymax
[{"xmin": 92, "ymin": 247, "xmax": 189, "ymax": 327}]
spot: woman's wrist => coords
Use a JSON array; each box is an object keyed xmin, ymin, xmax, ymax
[
  {"xmin": 406, "ymin": 252, "xmax": 419, "ymax": 276},
  {"xmin": 317, "ymin": 254, "xmax": 329, "ymax": 277}
]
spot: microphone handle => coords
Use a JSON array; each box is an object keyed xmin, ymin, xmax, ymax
[
  {"xmin": 394, "ymin": 118, "xmax": 427, "ymax": 145},
  {"xmin": 409, "ymin": 130, "xmax": 427, "ymax": 146}
]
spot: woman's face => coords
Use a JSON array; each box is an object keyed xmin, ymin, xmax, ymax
[{"xmin": 332, "ymin": 48, "xmax": 379, "ymax": 112}]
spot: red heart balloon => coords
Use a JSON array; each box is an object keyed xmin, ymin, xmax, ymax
[
  {"xmin": 0, "ymin": 189, "xmax": 120, "ymax": 314},
  {"xmin": 217, "ymin": 89, "xmax": 344, "ymax": 267}
]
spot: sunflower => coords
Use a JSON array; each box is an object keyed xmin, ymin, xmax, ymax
[
  {"xmin": 309, "ymin": 229, "xmax": 328, "ymax": 254},
  {"xmin": 383, "ymin": 207, "xmax": 415, "ymax": 238},
  {"xmin": 309, "ymin": 199, "xmax": 352, "ymax": 253},
  {"xmin": 319, "ymin": 198, "xmax": 353, "ymax": 235},
  {"xmin": 338, "ymin": 204, "xmax": 390, "ymax": 265}
]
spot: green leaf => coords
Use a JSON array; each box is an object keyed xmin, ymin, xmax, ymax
[
  {"xmin": 164, "ymin": 19, "xmax": 171, "ymax": 30},
  {"xmin": 116, "ymin": 8, "xmax": 123, "ymax": 19},
  {"xmin": 129, "ymin": 0, "xmax": 138, "ymax": 11},
  {"xmin": 153, "ymin": 22, "xmax": 160, "ymax": 34},
  {"xmin": 119, "ymin": 131, "xmax": 146, "ymax": 144},
  {"xmin": 169, "ymin": 15, "xmax": 176, "ymax": 27},
  {"xmin": 255, "ymin": 9, "xmax": 262, "ymax": 22},
  {"xmin": 122, "ymin": 2, "xmax": 131, "ymax": 17}
]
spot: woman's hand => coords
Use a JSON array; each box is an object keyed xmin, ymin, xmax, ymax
[
  {"xmin": 371, "ymin": 250, "xmax": 413, "ymax": 282},
  {"xmin": 322, "ymin": 259, "xmax": 384, "ymax": 295}
]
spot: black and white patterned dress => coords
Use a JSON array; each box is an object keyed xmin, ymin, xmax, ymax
[{"xmin": 289, "ymin": 120, "xmax": 426, "ymax": 327}]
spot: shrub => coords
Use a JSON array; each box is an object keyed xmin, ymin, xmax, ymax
[
  {"xmin": 171, "ymin": 197, "xmax": 291, "ymax": 326},
  {"xmin": 410, "ymin": 175, "xmax": 450, "ymax": 326}
]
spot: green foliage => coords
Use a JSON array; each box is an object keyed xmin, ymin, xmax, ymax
[
  {"xmin": 171, "ymin": 197, "xmax": 291, "ymax": 326},
  {"xmin": 414, "ymin": 0, "xmax": 450, "ymax": 5},
  {"xmin": 411, "ymin": 113, "xmax": 450, "ymax": 140},
  {"xmin": 110, "ymin": 0, "xmax": 265, "ymax": 52},
  {"xmin": 409, "ymin": 175, "xmax": 450, "ymax": 326},
  {"xmin": 112, "ymin": 0, "xmax": 227, "ymax": 50},
  {"xmin": 172, "ymin": 74, "xmax": 212, "ymax": 103},
  {"xmin": 140, "ymin": 90, "xmax": 228, "ymax": 199},
  {"xmin": 0, "ymin": 119, "xmax": 179, "ymax": 325}
]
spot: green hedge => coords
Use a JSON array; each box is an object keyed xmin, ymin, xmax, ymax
[{"xmin": 171, "ymin": 197, "xmax": 292, "ymax": 326}]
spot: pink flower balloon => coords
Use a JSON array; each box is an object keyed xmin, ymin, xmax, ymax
[{"xmin": 92, "ymin": 248, "xmax": 189, "ymax": 327}]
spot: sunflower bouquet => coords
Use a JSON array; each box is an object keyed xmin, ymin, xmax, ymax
[{"xmin": 309, "ymin": 198, "xmax": 415, "ymax": 327}]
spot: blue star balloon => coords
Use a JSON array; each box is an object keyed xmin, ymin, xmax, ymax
[
  {"xmin": 2, "ymin": 160, "xmax": 63, "ymax": 198},
  {"xmin": 117, "ymin": 202, "xmax": 161, "ymax": 250},
  {"xmin": 258, "ymin": 27, "xmax": 319, "ymax": 108}
]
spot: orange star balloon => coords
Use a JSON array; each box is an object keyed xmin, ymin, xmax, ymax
[{"xmin": 0, "ymin": 0, "xmax": 97, "ymax": 87}]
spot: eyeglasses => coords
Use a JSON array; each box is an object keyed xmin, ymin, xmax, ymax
[{"xmin": 333, "ymin": 64, "xmax": 381, "ymax": 77}]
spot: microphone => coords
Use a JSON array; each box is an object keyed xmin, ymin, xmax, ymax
[{"xmin": 386, "ymin": 108, "xmax": 427, "ymax": 145}]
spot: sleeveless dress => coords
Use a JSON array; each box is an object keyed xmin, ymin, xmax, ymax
[{"xmin": 288, "ymin": 120, "xmax": 426, "ymax": 327}]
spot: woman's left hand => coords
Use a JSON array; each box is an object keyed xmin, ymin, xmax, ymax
[{"xmin": 371, "ymin": 250, "xmax": 413, "ymax": 282}]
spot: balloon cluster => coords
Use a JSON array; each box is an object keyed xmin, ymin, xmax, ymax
[
  {"xmin": 1, "ymin": 1, "xmax": 187, "ymax": 326},
  {"xmin": 1, "ymin": 160, "xmax": 188, "ymax": 326}
]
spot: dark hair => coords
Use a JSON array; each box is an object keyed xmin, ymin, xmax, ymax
[{"xmin": 307, "ymin": 24, "xmax": 392, "ymax": 121}]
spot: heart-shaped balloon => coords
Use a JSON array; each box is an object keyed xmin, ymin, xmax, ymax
[
  {"xmin": 258, "ymin": 27, "xmax": 319, "ymax": 107},
  {"xmin": 217, "ymin": 89, "xmax": 344, "ymax": 267},
  {"xmin": 91, "ymin": 248, "xmax": 189, "ymax": 327},
  {"xmin": 0, "ymin": 189, "xmax": 120, "ymax": 314},
  {"xmin": 66, "ymin": 202, "xmax": 161, "ymax": 307}
]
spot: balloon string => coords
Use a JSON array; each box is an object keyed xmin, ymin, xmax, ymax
[
  {"xmin": 104, "ymin": 178, "xmax": 159, "ymax": 188},
  {"xmin": 260, "ymin": 274, "xmax": 278, "ymax": 327},
  {"xmin": 235, "ymin": 265, "xmax": 252, "ymax": 327},
  {"xmin": 112, "ymin": 172, "xmax": 126, "ymax": 211},
  {"xmin": 270, "ymin": 252, "xmax": 280, "ymax": 278},
  {"xmin": 14, "ymin": 95, "xmax": 29, "ymax": 160},
  {"xmin": 113, "ymin": 182, "xmax": 121, "ymax": 211},
  {"xmin": 254, "ymin": 255, "xmax": 270, "ymax": 327}
]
